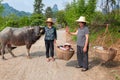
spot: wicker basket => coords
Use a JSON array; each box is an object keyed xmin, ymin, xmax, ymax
[
  {"xmin": 95, "ymin": 48, "xmax": 117, "ymax": 62},
  {"xmin": 56, "ymin": 47, "xmax": 74, "ymax": 60}
]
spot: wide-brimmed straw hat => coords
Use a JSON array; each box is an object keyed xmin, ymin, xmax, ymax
[
  {"xmin": 46, "ymin": 18, "xmax": 54, "ymax": 23},
  {"xmin": 76, "ymin": 16, "xmax": 88, "ymax": 23}
]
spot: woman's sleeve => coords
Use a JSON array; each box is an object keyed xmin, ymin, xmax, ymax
[
  {"xmin": 85, "ymin": 27, "xmax": 89, "ymax": 34},
  {"xmin": 43, "ymin": 27, "xmax": 45, "ymax": 34},
  {"xmin": 54, "ymin": 28, "xmax": 57, "ymax": 40}
]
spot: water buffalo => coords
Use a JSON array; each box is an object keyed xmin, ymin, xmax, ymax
[{"xmin": 0, "ymin": 26, "xmax": 44, "ymax": 60}]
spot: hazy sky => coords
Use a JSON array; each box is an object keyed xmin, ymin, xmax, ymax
[{"xmin": 2, "ymin": 0, "xmax": 73, "ymax": 13}]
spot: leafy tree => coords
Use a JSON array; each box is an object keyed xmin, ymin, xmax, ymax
[
  {"xmin": 0, "ymin": 16, "xmax": 6, "ymax": 31},
  {"xmin": 5, "ymin": 14, "xmax": 20, "ymax": 27},
  {"xmin": 19, "ymin": 16, "xmax": 31, "ymax": 27},
  {"xmin": 33, "ymin": 0, "xmax": 44, "ymax": 14},
  {"xmin": 45, "ymin": 7, "xmax": 53, "ymax": 18},
  {"xmin": 56, "ymin": 10, "xmax": 66, "ymax": 26},
  {"xmin": 33, "ymin": 0, "xmax": 45, "ymax": 26},
  {"xmin": 5, "ymin": 20, "xmax": 19, "ymax": 27},
  {"xmin": 64, "ymin": 0, "xmax": 78, "ymax": 29},
  {"xmin": 30, "ymin": 13, "xmax": 45, "ymax": 26},
  {"xmin": 101, "ymin": 0, "xmax": 116, "ymax": 13},
  {"xmin": 99, "ymin": 0, "xmax": 120, "ymax": 26},
  {"xmin": 0, "ymin": 0, "xmax": 3, "ymax": 15},
  {"xmin": 85, "ymin": 0, "xmax": 96, "ymax": 21},
  {"xmin": 0, "ymin": 0, "xmax": 4, "ymax": 30},
  {"xmin": 64, "ymin": 0, "xmax": 97, "ymax": 29}
]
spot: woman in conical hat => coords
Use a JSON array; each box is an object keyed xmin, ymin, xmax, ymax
[{"xmin": 67, "ymin": 16, "xmax": 89, "ymax": 71}]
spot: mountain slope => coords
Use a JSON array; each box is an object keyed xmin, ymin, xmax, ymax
[
  {"xmin": 52, "ymin": 4, "xmax": 59, "ymax": 13},
  {"xmin": 2, "ymin": 3, "xmax": 31, "ymax": 17}
]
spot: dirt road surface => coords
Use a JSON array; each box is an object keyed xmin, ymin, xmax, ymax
[{"xmin": 0, "ymin": 30, "xmax": 115, "ymax": 80}]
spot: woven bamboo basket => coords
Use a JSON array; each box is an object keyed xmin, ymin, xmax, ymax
[
  {"xmin": 56, "ymin": 47, "xmax": 74, "ymax": 60},
  {"xmin": 95, "ymin": 48, "xmax": 117, "ymax": 62}
]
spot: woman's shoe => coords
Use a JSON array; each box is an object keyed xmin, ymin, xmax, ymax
[
  {"xmin": 81, "ymin": 68, "xmax": 88, "ymax": 72},
  {"xmin": 51, "ymin": 57, "xmax": 55, "ymax": 62},
  {"xmin": 47, "ymin": 58, "xmax": 50, "ymax": 62},
  {"xmin": 75, "ymin": 65, "xmax": 83, "ymax": 68}
]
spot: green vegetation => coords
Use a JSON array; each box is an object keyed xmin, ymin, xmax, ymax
[
  {"xmin": 0, "ymin": 0, "xmax": 45, "ymax": 31},
  {"xmin": 56, "ymin": 0, "xmax": 120, "ymax": 45},
  {"xmin": 63, "ymin": 0, "xmax": 96, "ymax": 29},
  {"xmin": 115, "ymin": 74, "xmax": 120, "ymax": 80},
  {"xmin": 111, "ymin": 71, "xmax": 120, "ymax": 80},
  {"xmin": 33, "ymin": 0, "xmax": 44, "ymax": 14},
  {"xmin": 45, "ymin": 7, "xmax": 53, "ymax": 18},
  {"xmin": 30, "ymin": 13, "xmax": 45, "ymax": 26}
]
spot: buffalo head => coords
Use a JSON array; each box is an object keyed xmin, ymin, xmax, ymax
[{"xmin": 29, "ymin": 26, "xmax": 45, "ymax": 37}]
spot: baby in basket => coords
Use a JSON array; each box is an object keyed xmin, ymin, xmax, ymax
[{"xmin": 57, "ymin": 43, "xmax": 73, "ymax": 51}]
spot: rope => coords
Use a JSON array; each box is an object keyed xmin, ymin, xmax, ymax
[{"xmin": 99, "ymin": 24, "xmax": 114, "ymax": 49}]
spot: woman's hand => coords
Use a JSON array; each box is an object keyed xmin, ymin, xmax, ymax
[
  {"xmin": 54, "ymin": 39, "xmax": 56, "ymax": 44},
  {"xmin": 66, "ymin": 26, "xmax": 70, "ymax": 33},
  {"xmin": 83, "ymin": 34, "xmax": 89, "ymax": 53},
  {"xmin": 66, "ymin": 26, "xmax": 69, "ymax": 31},
  {"xmin": 66, "ymin": 26, "xmax": 78, "ymax": 35},
  {"xmin": 83, "ymin": 47, "xmax": 87, "ymax": 53}
]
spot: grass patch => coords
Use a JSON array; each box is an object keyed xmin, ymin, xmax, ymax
[
  {"xmin": 90, "ymin": 26, "xmax": 120, "ymax": 46},
  {"xmin": 114, "ymin": 74, "xmax": 120, "ymax": 80},
  {"xmin": 72, "ymin": 36, "xmax": 77, "ymax": 41}
]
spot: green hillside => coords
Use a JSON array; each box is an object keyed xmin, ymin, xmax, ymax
[{"xmin": 2, "ymin": 3, "xmax": 31, "ymax": 17}]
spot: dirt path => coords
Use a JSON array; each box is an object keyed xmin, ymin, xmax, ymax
[{"xmin": 0, "ymin": 30, "xmax": 115, "ymax": 80}]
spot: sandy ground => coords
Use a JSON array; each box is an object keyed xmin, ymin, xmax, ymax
[{"xmin": 0, "ymin": 30, "xmax": 117, "ymax": 80}]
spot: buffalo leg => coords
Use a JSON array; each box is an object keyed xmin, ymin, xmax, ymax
[
  {"xmin": 1, "ymin": 44, "xmax": 6, "ymax": 60},
  {"xmin": 26, "ymin": 44, "xmax": 31, "ymax": 59},
  {"xmin": 0, "ymin": 51, "xmax": 1, "ymax": 55},
  {"xmin": 7, "ymin": 44, "xmax": 16, "ymax": 57}
]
